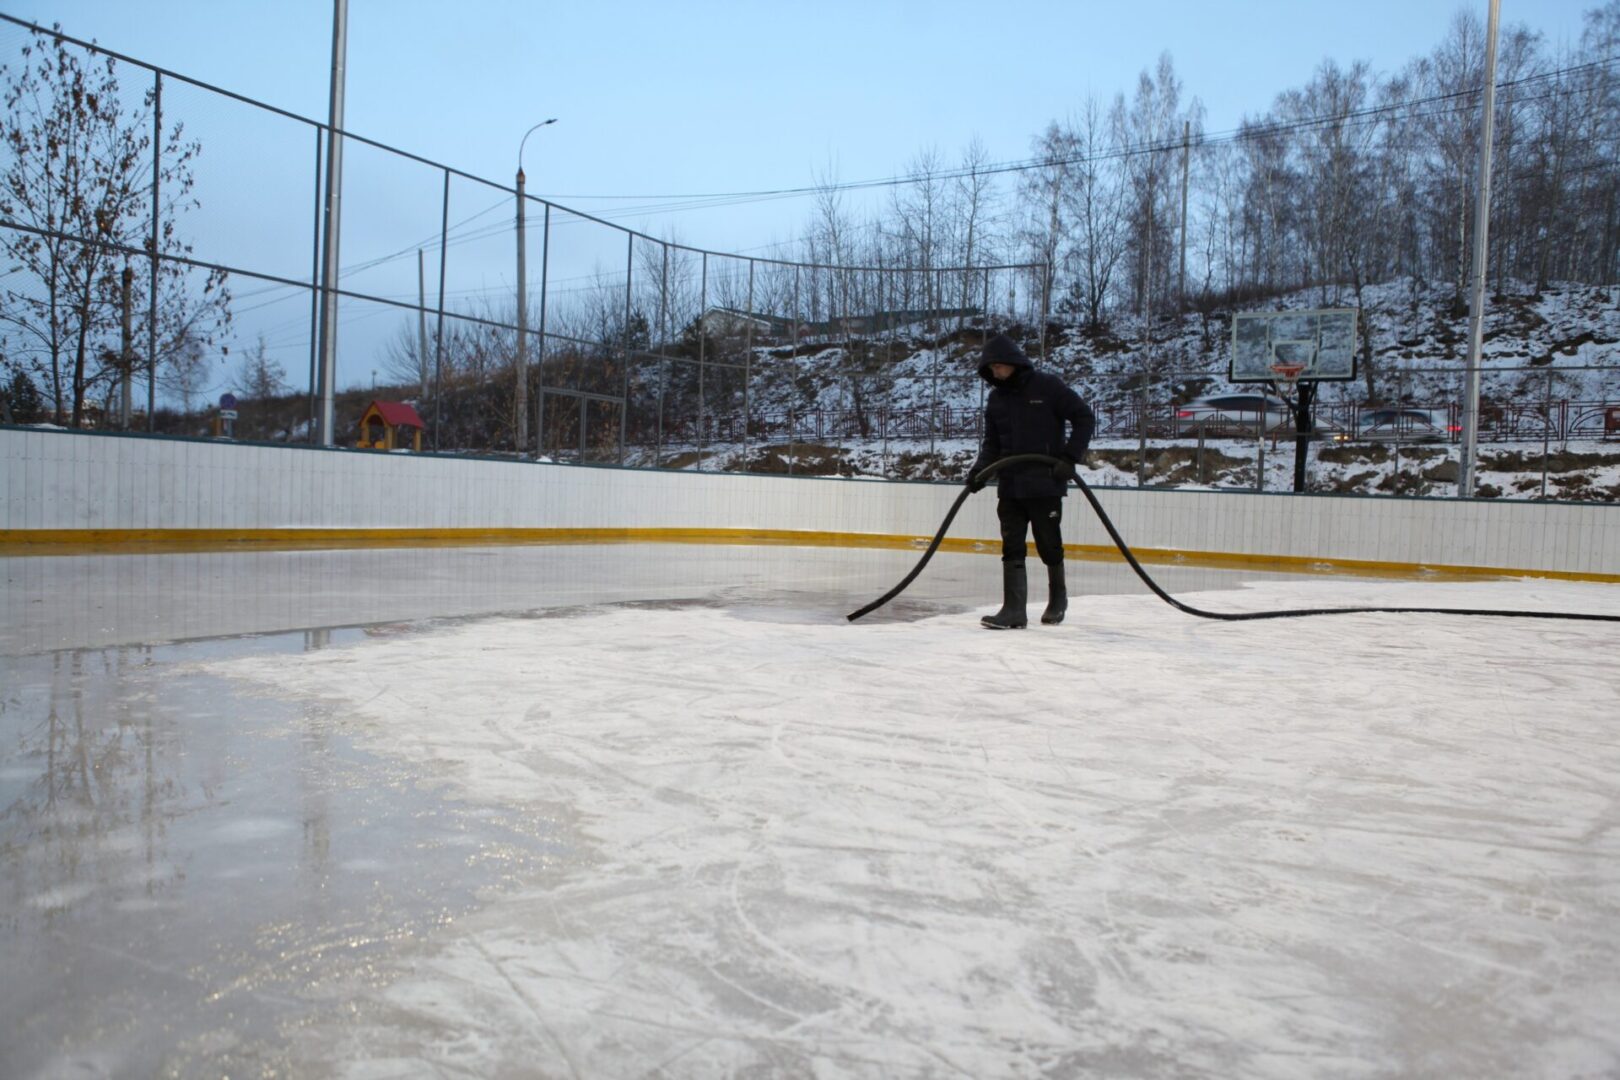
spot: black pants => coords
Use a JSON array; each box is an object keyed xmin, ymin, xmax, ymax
[{"xmin": 998, "ymin": 495, "xmax": 1064, "ymax": 566}]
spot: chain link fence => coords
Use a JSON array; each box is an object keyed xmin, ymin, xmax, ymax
[
  {"xmin": 1, "ymin": 16, "xmax": 1615, "ymax": 501},
  {"xmin": 0, "ymin": 17, "xmax": 1045, "ymax": 462}
]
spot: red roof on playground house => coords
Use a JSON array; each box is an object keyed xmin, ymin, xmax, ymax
[{"xmin": 364, "ymin": 400, "xmax": 424, "ymax": 428}]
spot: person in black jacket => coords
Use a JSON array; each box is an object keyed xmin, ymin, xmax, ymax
[{"xmin": 966, "ymin": 332, "xmax": 1095, "ymax": 629}]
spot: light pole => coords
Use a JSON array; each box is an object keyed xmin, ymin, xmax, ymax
[{"xmin": 516, "ymin": 118, "xmax": 557, "ymax": 457}]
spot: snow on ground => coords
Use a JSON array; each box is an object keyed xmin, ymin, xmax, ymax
[
  {"xmin": 642, "ymin": 278, "xmax": 1620, "ymax": 499},
  {"xmin": 201, "ymin": 576, "xmax": 1620, "ymax": 1078},
  {"xmin": 654, "ymin": 433, "xmax": 1620, "ymax": 501}
]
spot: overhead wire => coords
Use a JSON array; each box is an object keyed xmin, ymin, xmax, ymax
[
  {"xmin": 331, "ymin": 55, "xmax": 1620, "ymax": 310},
  {"xmin": 218, "ymin": 54, "xmax": 1620, "ymax": 316},
  {"xmin": 534, "ymin": 56, "xmax": 1619, "ymax": 218}
]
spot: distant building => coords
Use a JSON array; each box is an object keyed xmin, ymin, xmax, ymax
[
  {"xmin": 699, "ymin": 306, "xmax": 981, "ymax": 342},
  {"xmin": 826, "ymin": 308, "xmax": 982, "ymax": 336},
  {"xmin": 699, "ymin": 307, "xmax": 797, "ymax": 339}
]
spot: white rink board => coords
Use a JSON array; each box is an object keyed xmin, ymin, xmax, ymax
[{"xmin": 1, "ymin": 426, "xmax": 1616, "ymax": 577}]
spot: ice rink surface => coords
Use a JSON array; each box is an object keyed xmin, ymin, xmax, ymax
[{"xmin": 3, "ymin": 542, "xmax": 1619, "ymax": 1079}]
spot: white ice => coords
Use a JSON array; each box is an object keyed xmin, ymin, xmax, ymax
[{"xmin": 201, "ymin": 575, "xmax": 1620, "ymax": 1078}]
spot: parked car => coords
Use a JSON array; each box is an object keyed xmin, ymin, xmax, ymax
[
  {"xmin": 1353, "ymin": 407, "xmax": 1455, "ymax": 443},
  {"xmin": 1175, "ymin": 393, "xmax": 1292, "ymax": 437}
]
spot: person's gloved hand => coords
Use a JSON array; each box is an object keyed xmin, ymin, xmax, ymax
[
  {"xmin": 1051, "ymin": 456, "xmax": 1078, "ymax": 483},
  {"xmin": 965, "ymin": 469, "xmax": 988, "ymax": 494}
]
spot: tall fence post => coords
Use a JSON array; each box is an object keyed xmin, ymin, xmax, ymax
[
  {"xmin": 536, "ymin": 203, "xmax": 550, "ymax": 459},
  {"xmin": 432, "ymin": 168, "xmax": 449, "ymax": 451},
  {"xmin": 698, "ymin": 253, "xmax": 708, "ymax": 470},
  {"xmin": 930, "ymin": 269, "xmax": 940, "ymax": 464},
  {"xmin": 743, "ymin": 258, "xmax": 755, "ymax": 471},
  {"xmin": 307, "ymin": 125, "xmax": 323, "ymax": 440},
  {"xmin": 1137, "ymin": 392, "xmax": 1148, "ymax": 487},
  {"xmin": 789, "ymin": 265, "xmax": 800, "ymax": 476},
  {"xmin": 620, "ymin": 231, "xmax": 633, "ymax": 464},
  {"xmin": 1541, "ymin": 367, "xmax": 1553, "ymax": 499},
  {"xmin": 119, "ymin": 264, "xmax": 132, "ymax": 428},
  {"xmin": 655, "ymin": 242, "xmax": 668, "ymax": 467},
  {"xmin": 417, "ymin": 249, "xmax": 429, "ymax": 395},
  {"xmin": 1196, "ymin": 420, "xmax": 1206, "ymax": 484},
  {"xmin": 146, "ymin": 71, "xmax": 161, "ymax": 431},
  {"xmin": 1394, "ymin": 367, "xmax": 1406, "ymax": 486},
  {"xmin": 515, "ymin": 170, "xmax": 528, "ymax": 457}
]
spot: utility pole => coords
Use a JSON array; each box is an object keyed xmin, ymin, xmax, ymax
[
  {"xmin": 314, "ymin": 0, "xmax": 347, "ymax": 446},
  {"xmin": 1458, "ymin": 0, "xmax": 1501, "ymax": 497}
]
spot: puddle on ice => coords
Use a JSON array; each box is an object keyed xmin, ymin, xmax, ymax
[{"xmin": 0, "ymin": 631, "xmax": 575, "ymax": 1079}]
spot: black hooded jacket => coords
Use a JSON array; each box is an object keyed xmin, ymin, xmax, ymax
[{"xmin": 970, "ymin": 334, "xmax": 1095, "ymax": 499}]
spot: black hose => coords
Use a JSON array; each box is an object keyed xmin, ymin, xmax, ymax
[
  {"xmin": 845, "ymin": 477, "xmax": 979, "ymax": 623},
  {"xmin": 848, "ymin": 453, "xmax": 1620, "ymax": 624}
]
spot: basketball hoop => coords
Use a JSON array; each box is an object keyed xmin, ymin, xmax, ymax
[{"xmin": 1270, "ymin": 362, "xmax": 1305, "ymax": 393}]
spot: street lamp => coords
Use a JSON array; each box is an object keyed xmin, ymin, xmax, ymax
[{"xmin": 516, "ymin": 118, "xmax": 557, "ymax": 457}]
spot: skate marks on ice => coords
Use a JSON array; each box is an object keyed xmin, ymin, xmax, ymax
[{"xmin": 203, "ymin": 577, "xmax": 1620, "ymax": 1077}]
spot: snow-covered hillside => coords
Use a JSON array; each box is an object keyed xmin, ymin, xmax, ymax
[{"xmin": 647, "ymin": 279, "xmax": 1620, "ymax": 502}]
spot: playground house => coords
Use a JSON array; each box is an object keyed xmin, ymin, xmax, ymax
[{"xmin": 357, "ymin": 401, "xmax": 424, "ymax": 451}]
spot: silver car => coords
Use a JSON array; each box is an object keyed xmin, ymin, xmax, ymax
[
  {"xmin": 1175, "ymin": 393, "xmax": 1292, "ymax": 437},
  {"xmin": 1355, "ymin": 407, "xmax": 1453, "ymax": 443}
]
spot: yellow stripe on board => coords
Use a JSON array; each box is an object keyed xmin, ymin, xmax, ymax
[{"xmin": 2, "ymin": 526, "xmax": 1617, "ymax": 584}]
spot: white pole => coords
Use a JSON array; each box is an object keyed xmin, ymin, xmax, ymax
[
  {"xmin": 516, "ymin": 165, "xmax": 527, "ymax": 454},
  {"xmin": 515, "ymin": 118, "xmax": 556, "ymax": 459},
  {"xmin": 1458, "ymin": 0, "xmax": 1501, "ymax": 496},
  {"xmin": 314, "ymin": 0, "xmax": 347, "ymax": 446}
]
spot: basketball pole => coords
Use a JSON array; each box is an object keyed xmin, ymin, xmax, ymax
[
  {"xmin": 1290, "ymin": 380, "xmax": 1315, "ymax": 494},
  {"xmin": 1271, "ymin": 364, "xmax": 1312, "ymax": 494},
  {"xmin": 1458, "ymin": 0, "xmax": 1501, "ymax": 497}
]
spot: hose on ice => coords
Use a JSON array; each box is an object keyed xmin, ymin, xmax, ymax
[{"xmin": 846, "ymin": 453, "xmax": 1620, "ymax": 625}]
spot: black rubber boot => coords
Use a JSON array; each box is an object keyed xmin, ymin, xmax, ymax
[
  {"xmin": 981, "ymin": 562, "xmax": 1028, "ymax": 629},
  {"xmin": 1042, "ymin": 562, "xmax": 1067, "ymax": 625}
]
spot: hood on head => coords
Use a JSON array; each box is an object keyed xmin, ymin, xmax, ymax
[{"xmin": 977, "ymin": 332, "xmax": 1033, "ymax": 383}]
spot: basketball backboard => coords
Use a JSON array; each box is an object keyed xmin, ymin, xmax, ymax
[{"xmin": 1230, "ymin": 308, "xmax": 1358, "ymax": 383}]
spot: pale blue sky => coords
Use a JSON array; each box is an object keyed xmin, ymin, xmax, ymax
[
  {"xmin": 13, "ymin": 1, "xmax": 1600, "ymax": 253},
  {"xmin": 1, "ymin": 1, "xmax": 1602, "ymax": 395}
]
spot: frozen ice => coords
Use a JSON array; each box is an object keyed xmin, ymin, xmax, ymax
[{"xmin": 2, "ymin": 545, "xmax": 1618, "ymax": 1077}]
